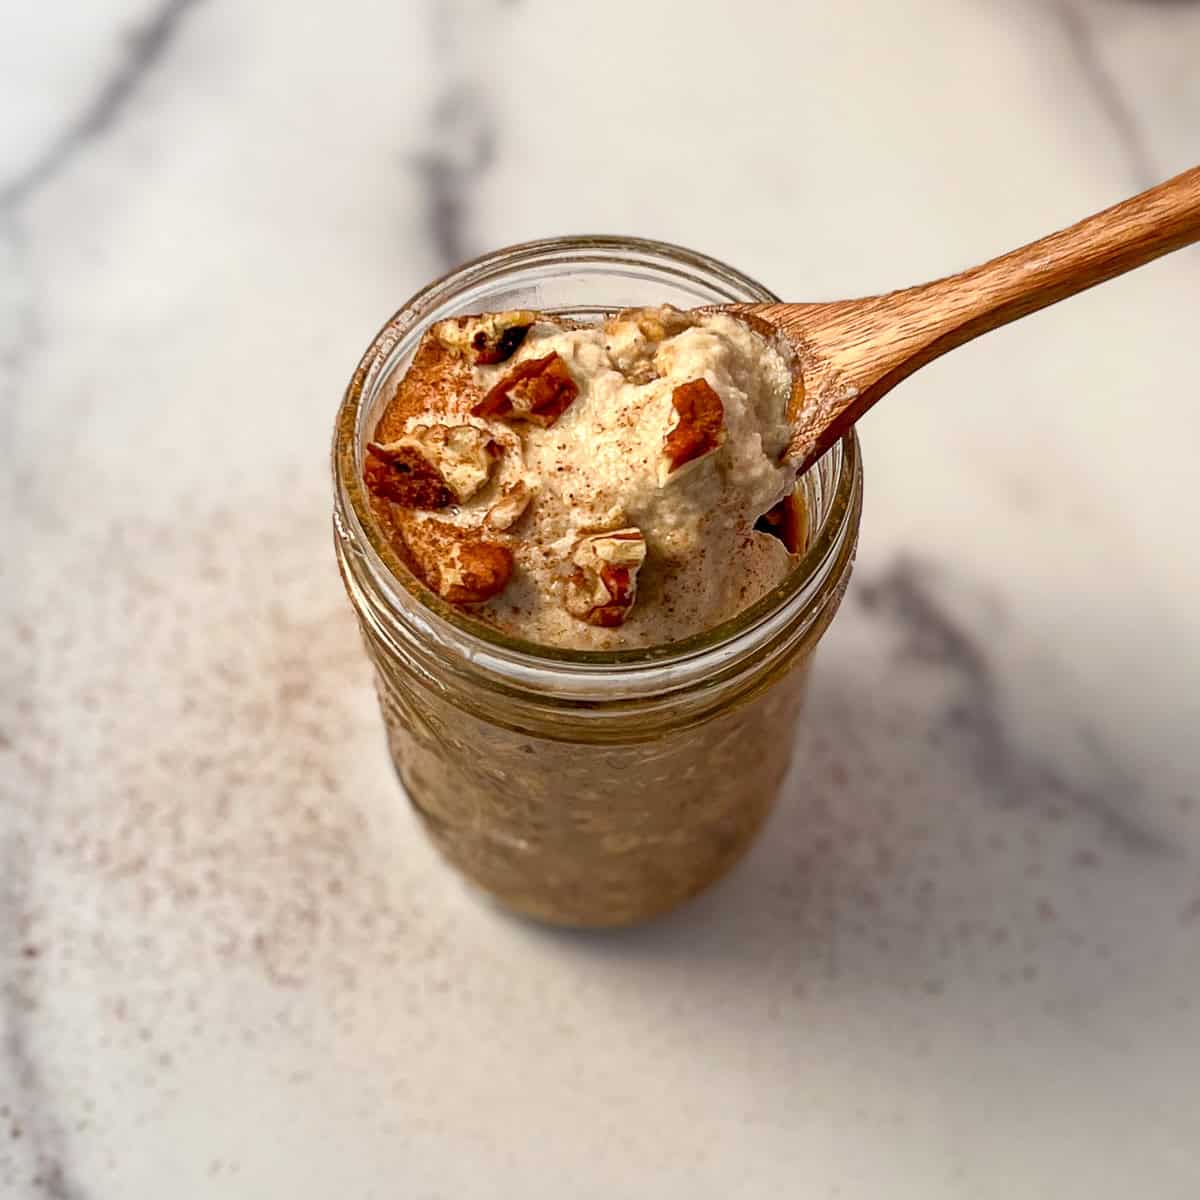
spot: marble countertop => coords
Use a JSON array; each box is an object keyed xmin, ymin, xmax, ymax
[{"xmin": 3, "ymin": 1, "xmax": 1199, "ymax": 1196}]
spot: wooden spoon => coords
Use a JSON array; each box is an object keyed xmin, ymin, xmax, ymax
[{"xmin": 720, "ymin": 165, "xmax": 1200, "ymax": 471}]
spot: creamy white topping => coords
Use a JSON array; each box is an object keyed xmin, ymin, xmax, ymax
[{"xmin": 378, "ymin": 306, "xmax": 802, "ymax": 649}]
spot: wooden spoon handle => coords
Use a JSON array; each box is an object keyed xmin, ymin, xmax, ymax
[{"xmin": 750, "ymin": 165, "xmax": 1200, "ymax": 468}]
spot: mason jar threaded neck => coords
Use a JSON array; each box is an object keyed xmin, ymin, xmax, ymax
[{"xmin": 332, "ymin": 235, "xmax": 862, "ymax": 721}]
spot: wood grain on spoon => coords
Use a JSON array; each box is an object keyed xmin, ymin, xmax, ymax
[{"xmin": 721, "ymin": 165, "xmax": 1200, "ymax": 472}]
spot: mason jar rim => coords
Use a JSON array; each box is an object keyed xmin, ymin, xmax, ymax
[{"xmin": 332, "ymin": 234, "xmax": 862, "ymax": 691}]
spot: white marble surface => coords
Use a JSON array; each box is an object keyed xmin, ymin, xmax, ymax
[{"xmin": 2, "ymin": 1, "xmax": 1199, "ymax": 1196}]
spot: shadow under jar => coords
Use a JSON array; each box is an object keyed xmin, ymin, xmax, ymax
[{"xmin": 333, "ymin": 236, "xmax": 863, "ymax": 927}]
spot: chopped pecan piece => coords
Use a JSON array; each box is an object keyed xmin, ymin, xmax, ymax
[
  {"xmin": 367, "ymin": 424, "xmax": 499, "ymax": 508},
  {"xmin": 754, "ymin": 493, "xmax": 803, "ymax": 554},
  {"xmin": 403, "ymin": 520, "xmax": 514, "ymax": 606},
  {"xmin": 472, "ymin": 353, "xmax": 579, "ymax": 428},
  {"xmin": 472, "ymin": 323, "xmax": 532, "ymax": 365},
  {"xmin": 635, "ymin": 307, "xmax": 693, "ymax": 342},
  {"xmin": 626, "ymin": 361, "xmax": 660, "ymax": 386},
  {"xmin": 363, "ymin": 443, "xmax": 453, "ymax": 509},
  {"xmin": 484, "ymin": 480, "xmax": 535, "ymax": 532},
  {"xmin": 604, "ymin": 305, "xmax": 694, "ymax": 343},
  {"xmin": 661, "ymin": 378, "xmax": 725, "ymax": 479},
  {"xmin": 564, "ymin": 528, "xmax": 647, "ymax": 628},
  {"xmin": 440, "ymin": 538, "xmax": 513, "ymax": 605},
  {"xmin": 435, "ymin": 310, "xmax": 536, "ymax": 365}
]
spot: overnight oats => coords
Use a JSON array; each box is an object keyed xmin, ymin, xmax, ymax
[{"xmin": 333, "ymin": 238, "xmax": 862, "ymax": 927}]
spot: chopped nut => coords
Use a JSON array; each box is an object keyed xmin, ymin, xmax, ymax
[
  {"xmin": 473, "ymin": 324, "xmax": 532, "ymax": 365},
  {"xmin": 440, "ymin": 538, "xmax": 514, "ymax": 605},
  {"xmin": 435, "ymin": 311, "xmax": 536, "ymax": 364},
  {"xmin": 402, "ymin": 520, "xmax": 514, "ymax": 606},
  {"xmin": 754, "ymin": 493, "xmax": 803, "ymax": 554},
  {"xmin": 604, "ymin": 306, "xmax": 694, "ymax": 343},
  {"xmin": 660, "ymin": 378, "xmax": 725, "ymax": 480},
  {"xmin": 636, "ymin": 308, "xmax": 692, "ymax": 342},
  {"xmin": 363, "ymin": 443, "xmax": 453, "ymax": 509},
  {"xmin": 484, "ymin": 480, "xmax": 535, "ymax": 531},
  {"xmin": 472, "ymin": 353, "xmax": 579, "ymax": 428},
  {"xmin": 625, "ymin": 361, "xmax": 660, "ymax": 386},
  {"xmin": 565, "ymin": 528, "xmax": 647, "ymax": 628},
  {"xmin": 636, "ymin": 314, "xmax": 669, "ymax": 342},
  {"xmin": 369, "ymin": 424, "xmax": 499, "ymax": 506}
]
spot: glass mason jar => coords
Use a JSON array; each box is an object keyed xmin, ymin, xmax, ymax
[{"xmin": 332, "ymin": 236, "xmax": 862, "ymax": 928}]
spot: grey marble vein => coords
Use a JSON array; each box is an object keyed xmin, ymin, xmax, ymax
[
  {"xmin": 1050, "ymin": 0, "xmax": 1158, "ymax": 188},
  {"xmin": 858, "ymin": 558, "xmax": 1172, "ymax": 855},
  {"xmin": 409, "ymin": 1, "xmax": 501, "ymax": 269},
  {"xmin": 1, "ymin": 221, "xmax": 72, "ymax": 541},
  {"xmin": 0, "ymin": 220, "xmax": 33, "ymax": 409},
  {"xmin": 0, "ymin": 0, "xmax": 207, "ymax": 212},
  {"xmin": 411, "ymin": 86, "xmax": 495, "ymax": 271}
]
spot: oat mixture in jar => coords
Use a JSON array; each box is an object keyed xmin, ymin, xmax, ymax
[{"xmin": 333, "ymin": 237, "xmax": 862, "ymax": 926}]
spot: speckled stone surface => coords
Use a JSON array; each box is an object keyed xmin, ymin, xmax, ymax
[{"xmin": 2, "ymin": 1, "xmax": 1199, "ymax": 1196}]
